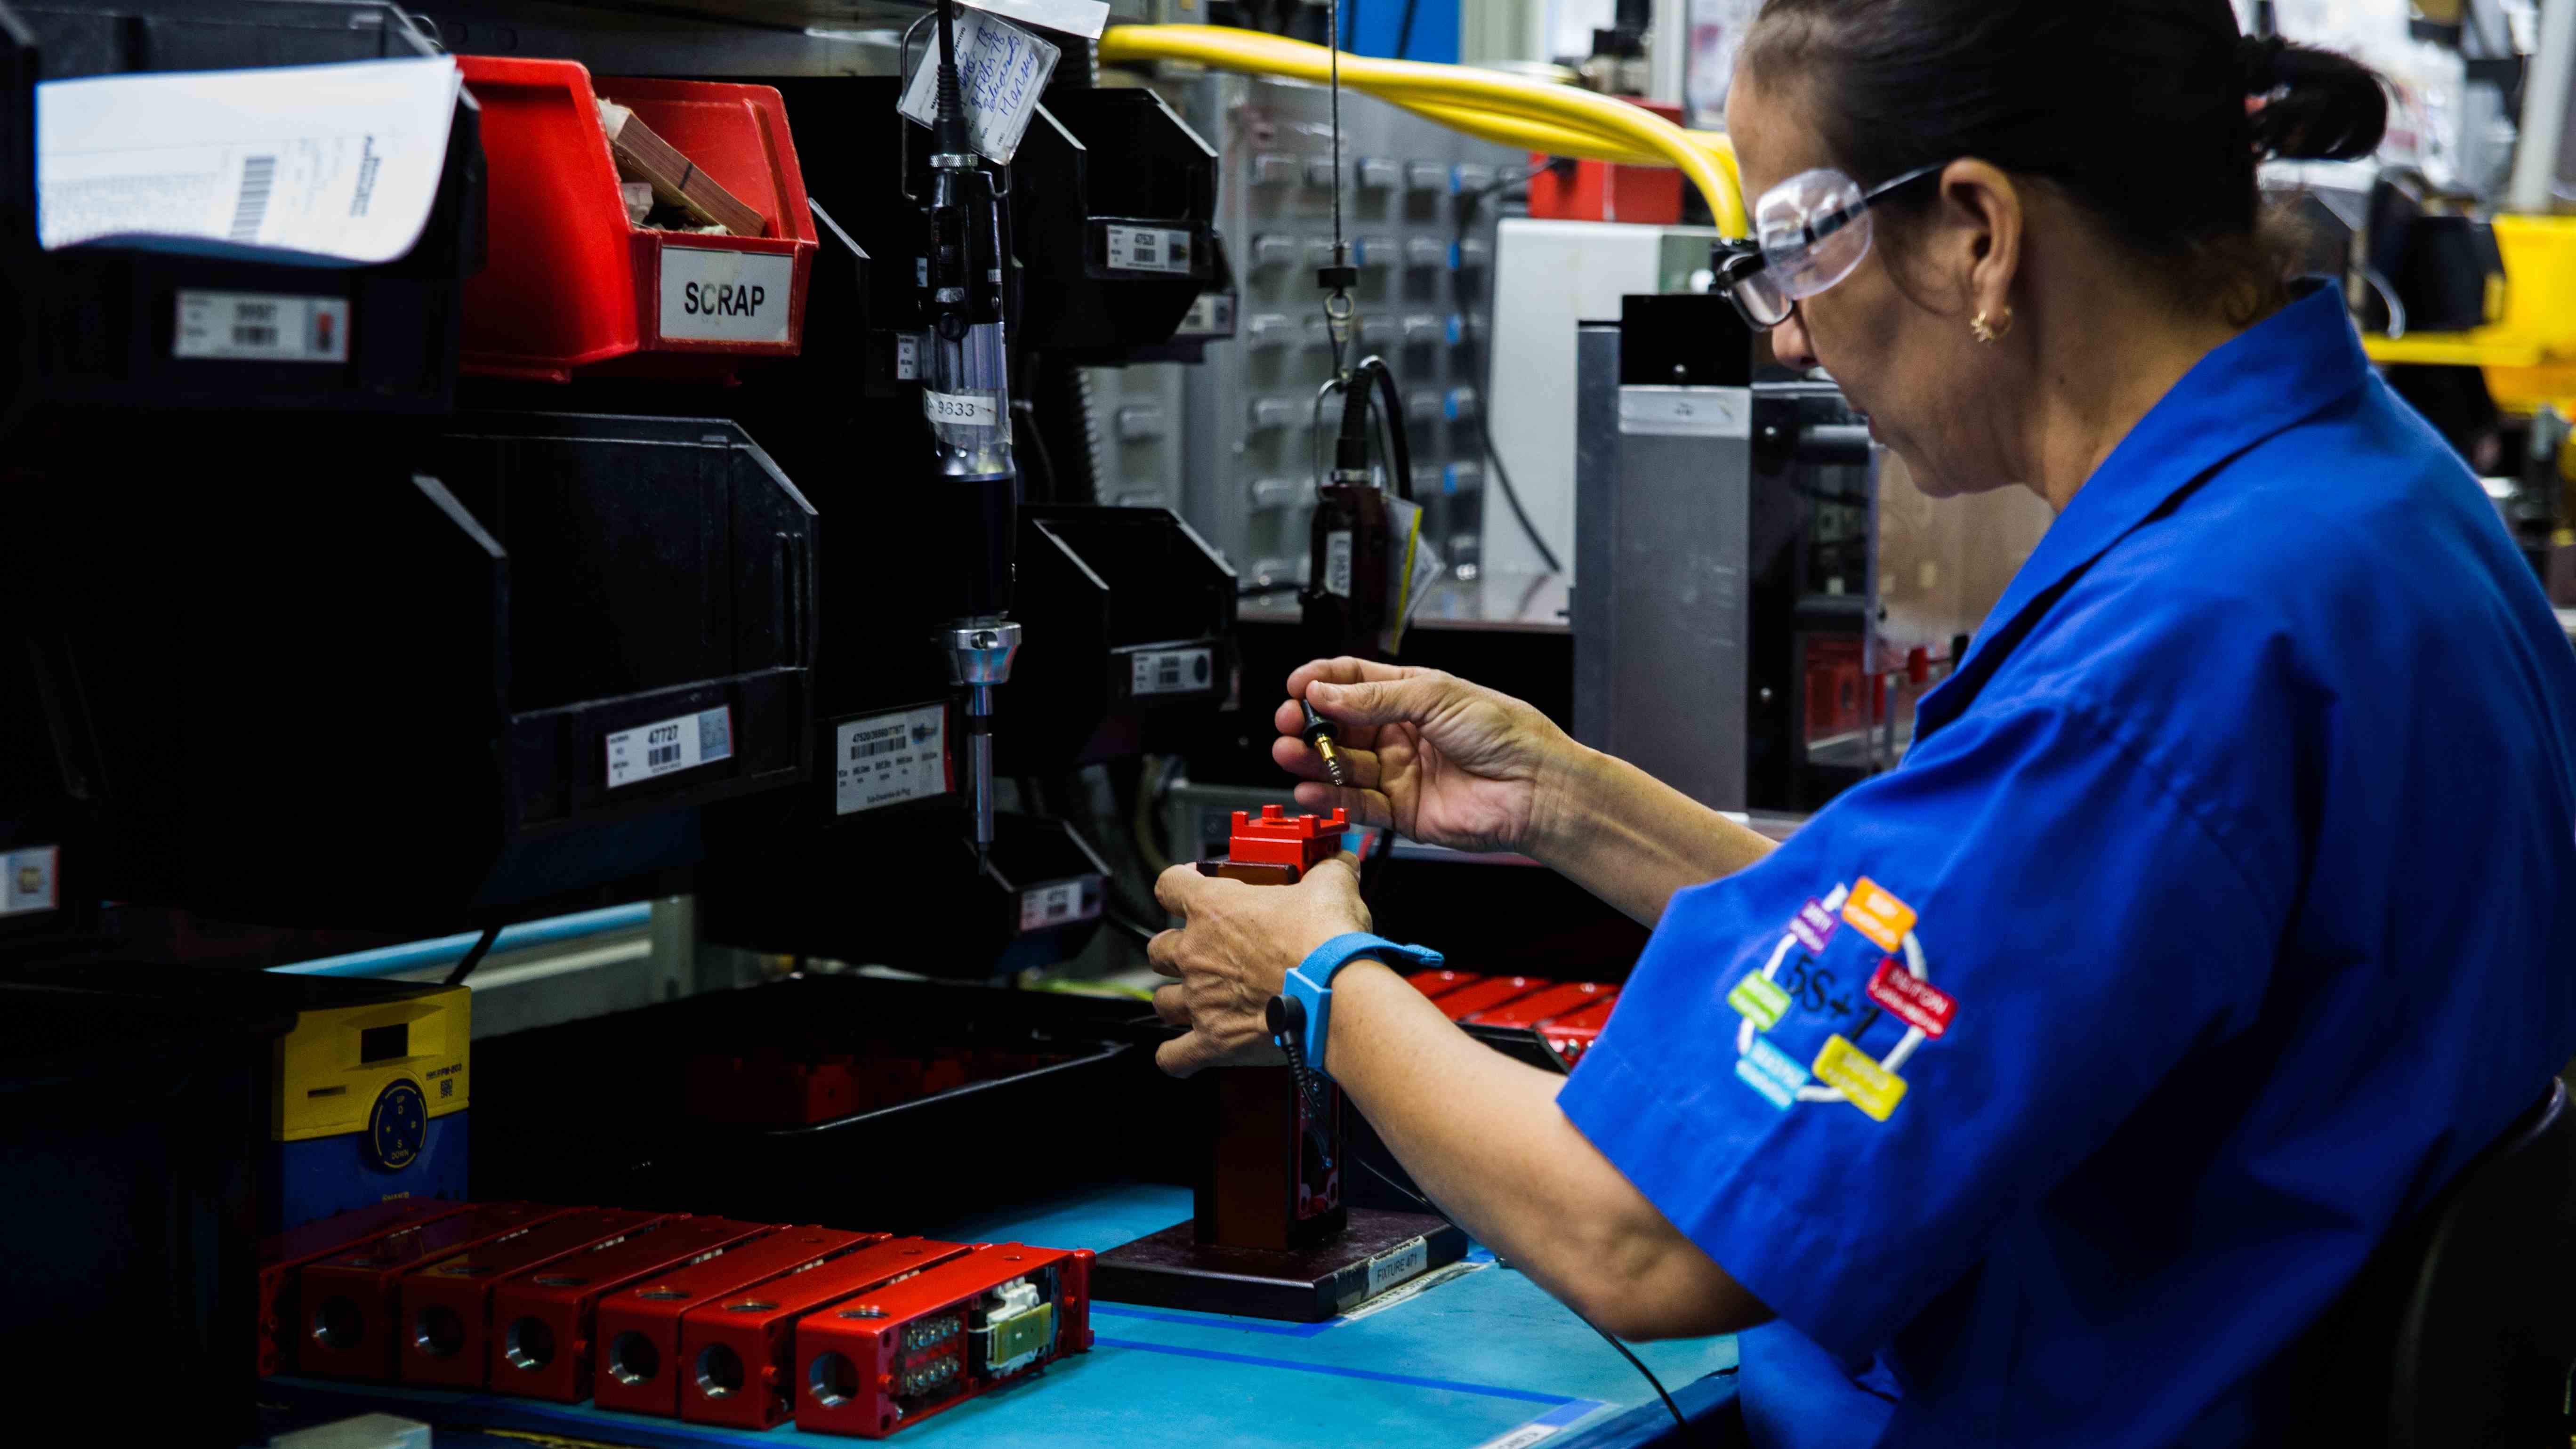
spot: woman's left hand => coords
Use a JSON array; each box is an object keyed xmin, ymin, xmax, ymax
[{"xmin": 1148, "ymin": 855, "xmax": 1371, "ymax": 1077}]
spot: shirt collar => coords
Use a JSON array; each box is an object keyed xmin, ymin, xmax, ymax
[{"xmin": 1915, "ymin": 282, "xmax": 2371, "ymax": 731}]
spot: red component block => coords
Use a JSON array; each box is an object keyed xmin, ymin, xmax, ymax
[
  {"xmin": 1232, "ymin": 805, "xmax": 1348, "ymax": 872},
  {"xmin": 490, "ymin": 1217, "xmax": 774, "ymax": 1403},
  {"xmin": 794, "ymin": 1244, "xmax": 1095, "ymax": 1439},
  {"xmin": 1541, "ymin": 997, "xmax": 1621, "ymax": 1063},
  {"xmin": 1526, "ymin": 100, "xmax": 1686, "ymax": 226},
  {"xmin": 256, "ymin": 1198, "xmax": 469, "ymax": 1377},
  {"xmin": 679, "ymin": 1237, "xmax": 973, "ymax": 1430},
  {"xmin": 595, "ymin": 1227, "xmax": 883, "ymax": 1418},
  {"xmin": 1463, "ymin": 981, "xmax": 1616, "ymax": 1028},
  {"xmin": 1405, "ymin": 969, "xmax": 1482, "ymax": 1000},
  {"xmin": 1430, "ymin": 976, "xmax": 1551, "ymax": 1022},
  {"xmin": 299, "ymin": 1202, "xmax": 575, "ymax": 1381},
  {"xmin": 398, "ymin": 1208, "xmax": 671, "ymax": 1388}
]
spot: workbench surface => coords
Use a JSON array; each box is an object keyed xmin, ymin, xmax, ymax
[{"xmin": 266, "ymin": 1183, "xmax": 1737, "ymax": 1449}]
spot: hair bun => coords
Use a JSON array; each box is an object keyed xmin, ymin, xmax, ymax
[{"xmin": 2246, "ymin": 38, "xmax": 2390, "ymax": 162}]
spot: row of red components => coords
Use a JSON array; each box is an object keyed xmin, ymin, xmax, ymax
[
  {"xmin": 258, "ymin": 1198, "xmax": 1091, "ymax": 1439},
  {"xmin": 1406, "ymin": 971, "xmax": 1622, "ymax": 1063},
  {"xmin": 684, "ymin": 1046, "xmax": 1073, "ymax": 1127}
]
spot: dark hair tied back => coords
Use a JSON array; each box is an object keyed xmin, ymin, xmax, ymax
[
  {"xmin": 2244, "ymin": 34, "xmax": 2390, "ymax": 161},
  {"xmin": 1746, "ymin": 0, "xmax": 2391, "ymax": 321}
]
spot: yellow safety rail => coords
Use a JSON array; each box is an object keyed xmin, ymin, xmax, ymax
[
  {"xmin": 2362, "ymin": 215, "xmax": 2576, "ymax": 416},
  {"xmin": 1097, "ymin": 24, "xmax": 1747, "ymax": 237}
]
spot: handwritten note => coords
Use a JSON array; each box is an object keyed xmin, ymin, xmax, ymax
[{"xmin": 897, "ymin": 8, "xmax": 1060, "ymax": 165}]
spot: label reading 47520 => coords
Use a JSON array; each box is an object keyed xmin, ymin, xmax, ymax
[{"xmin": 605, "ymin": 707, "xmax": 734, "ymax": 789}]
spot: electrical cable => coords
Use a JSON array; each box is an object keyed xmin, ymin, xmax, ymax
[
  {"xmin": 1394, "ymin": 0, "xmax": 1419, "ymax": 60},
  {"xmin": 1350, "ymin": 1128, "xmax": 1688, "ymax": 1432},
  {"xmin": 1454, "ymin": 165, "xmax": 1565, "ymax": 573},
  {"xmin": 443, "ymin": 924, "xmax": 502, "ymax": 987}
]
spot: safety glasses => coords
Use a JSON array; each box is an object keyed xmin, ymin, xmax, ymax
[{"xmin": 1715, "ymin": 161, "xmax": 1950, "ymax": 331}]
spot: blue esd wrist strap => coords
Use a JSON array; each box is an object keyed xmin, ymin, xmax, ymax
[{"xmin": 1281, "ymin": 932, "xmax": 1444, "ymax": 1079}]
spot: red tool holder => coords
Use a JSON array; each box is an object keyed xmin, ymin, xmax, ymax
[
  {"xmin": 794, "ymin": 1244, "xmax": 1095, "ymax": 1439},
  {"xmin": 1405, "ymin": 968, "xmax": 1482, "ymax": 1000},
  {"xmin": 1429, "ymin": 976, "xmax": 1551, "ymax": 1022},
  {"xmin": 399, "ymin": 1208, "xmax": 671, "ymax": 1388},
  {"xmin": 257, "ymin": 1198, "xmax": 469, "ymax": 1377},
  {"xmin": 1539, "ymin": 997, "xmax": 1619, "ymax": 1063},
  {"xmin": 678, "ymin": 1237, "xmax": 974, "ymax": 1430},
  {"xmin": 489, "ymin": 1217, "xmax": 774, "ymax": 1403},
  {"xmin": 298, "ymin": 1202, "xmax": 574, "ymax": 1381},
  {"xmin": 1197, "ymin": 805, "xmax": 1349, "ymax": 886},
  {"xmin": 594, "ymin": 1227, "xmax": 883, "ymax": 1419},
  {"xmin": 1462, "ymin": 981, "xmax": 1616, "ymax": 1028},
  {"xmin": 456, "ymin": 57, "xmax": 816, "ymax": 382}
]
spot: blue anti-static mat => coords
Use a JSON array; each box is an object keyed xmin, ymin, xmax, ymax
[{"xmin": 269, "ymin": 1183, "xmax": 1737, "ymax": 1449}]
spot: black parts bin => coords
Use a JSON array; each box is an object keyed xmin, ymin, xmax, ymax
[
  {"xmin": 0, "ymin": 0, "xmax": 484, "ymax": 426},
  {"xmin": 1008, "ymin": 86, "xmax": 1219, "ymax": 357},
  {"xmin": 999, "ymin": 505, "xmax": 1238, "ymax": 771},
  {"xmin": 0, "ymin": 412, "xmax": 815, "ymax": 931},
  {"xmin": 470, "ymin": 973, "xmax": 1164, "ymax": 1233}
]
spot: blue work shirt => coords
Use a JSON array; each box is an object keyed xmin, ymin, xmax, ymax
[{"xmin": 1557, "ymin": 282, "xmax": 2576, "ymax": 1447}]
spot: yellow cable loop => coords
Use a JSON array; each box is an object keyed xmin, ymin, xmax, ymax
[{"xmin": 1097, "ymin": 24, "xmax": 1748, "ymax": 236}]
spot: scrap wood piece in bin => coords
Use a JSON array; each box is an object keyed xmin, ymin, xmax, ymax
[{"xmin": 596, "ymin": 100, "xmax": 766, "ymax": 238}]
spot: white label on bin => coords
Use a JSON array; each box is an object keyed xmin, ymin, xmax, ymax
[
  {"xmin": 658, "ymin": 247, "xmax": 795, "ymax": 343},
  {"xmin": 923, "ymin": 389, "xmax": 999, "ymax": 428},
  {"xmin": 834, "ymin": 704, "xmax": 949, "ymax": 816},
  {"xmin": 1105, "ymin": 224, "xmax": 1193, "ymax": 274},
  {"xmin": 0, "ymin": 845, "xmax": 59, "ymax": 918},
  {"xmin": 1129, "ymin": 646, "xmax": 1215, "ymax": 698},
  {"xmin": 1323, "ymin": 530, "xmax": 1355, "ymax": 599},
  {"xmin": 1017, "ymin": 878, "xmax": 1097, "ymax": 933},
  {"xmin": 605, "ymin": 706, "xmax": 734, "ymax": 789},
  {"xmin": 1365, "ymin": 1237, "xmax": 1430, "ymax": 1299},
  {"xmin": 173, "ymin": 291, "xmax": 349, "ymax": 362}
]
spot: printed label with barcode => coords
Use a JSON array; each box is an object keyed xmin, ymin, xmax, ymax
[
  {"xmin": 229, "ymin": 154, "xmax": 276, "ymax": 242},
  {"xmin": 1105, "ymin": 224, "xmax": 1193, "ymax": 274},
  {"xmin": 174, "ymin": 291, "xmax": 350, "ymax": 362},
  {"xmin": 0, "ymin": 845, "xmax": 59, "ymax": 918},
  {"xmin": 1017, "ymin": 877, "xmax": 1099, "ymax": 933},
  {"xmin": 1128, "ymin": 645, "xmax": 1215, "ymax": 699},
  {"xmin": 604, "ymin": 706, "xmax": 734, "ymax": 789},
  {"xmin": 834, "ymin": 703, "xmax": 949, "ymax": 815}
]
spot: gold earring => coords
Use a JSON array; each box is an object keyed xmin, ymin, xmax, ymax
[{"xmin": 1971, "ymin": 307, "xmax": 2014, "ymax": 345}]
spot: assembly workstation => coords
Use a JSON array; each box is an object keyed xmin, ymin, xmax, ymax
[{"xmin": 7, "ymin": 1, "xmax": 2576, "ymax": 1447}]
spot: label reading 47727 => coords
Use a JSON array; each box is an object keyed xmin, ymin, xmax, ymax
[{"xmin": 605, "ymin": 706, "xmax": 734, "ymax": 789}]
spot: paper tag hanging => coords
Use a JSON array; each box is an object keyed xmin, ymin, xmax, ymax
[{"xmin": 896, "ymin": 9, "xmax": 1059, "ymax": 165}]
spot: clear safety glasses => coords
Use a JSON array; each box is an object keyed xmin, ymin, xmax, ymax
[{"xmin": 1715, "ymin": 161, "xmax": 1950, "ymax": 331}]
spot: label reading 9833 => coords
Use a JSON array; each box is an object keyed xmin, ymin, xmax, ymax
[{"xmin": 922, "ymin": 389, "xmax": 999, "ymax": 427}]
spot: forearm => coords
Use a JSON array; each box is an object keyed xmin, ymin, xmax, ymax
[
  {"xmin": 1530, "ymin": 747, "xmax": 1780, "ymax": 925},
  {"xmin": 1328, "ymin": 961, "xmax": 1769, "ymax": 1341}
]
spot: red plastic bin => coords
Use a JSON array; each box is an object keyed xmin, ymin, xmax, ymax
[{"xmin": 457, "ymin": 56, "xmax": 816, "ymax": 382}]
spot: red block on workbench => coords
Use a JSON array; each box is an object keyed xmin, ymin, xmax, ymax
[
  {"xmin": 793, "ymin": 1243, "xmax": 1095, "ymax": 1439},
  {"xmin": 257, "ymin": 1197, "xmax": 470, "ymax": 1377},
  {"xmin": 298, "ymin": 1202, "xmax": 574, "ymax": 1381},
  {"xmin": 678, "ymin": 1237, "xmax": 974, "ymax": 1430},
  {"xmin": 489, "ymin": 1216, "xmax": 775, "ymax": 1403},
  {"xmin": 398, "ymin": 1208, "xmax": 671, "ymax": 1388},
  {"xmin": 593, "ymin": 1227, "xmax": 885, "ymax": 1418}
]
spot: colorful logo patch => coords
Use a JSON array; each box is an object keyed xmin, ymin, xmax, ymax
[
  {"xmin": 1789, "ymin": 898, "xmax": 1838, "ymax": 955},
  {"xmin": 1812, "ymin": 1034, "xmax": 1908, "ymax": 1122},
  {"xmin": 1865, "ymin": 958, "xmax": 1956, "ymax": 1038},
  {"xmin": 1734, "ymin": 1035, "xmax": 1811, "ymax": 1111},
  {"xmin": 1728, "ymin": 971, "xmax": 1791, "ymax": 1031},
  {"xmin": 1841, "ymin": 877, "xmax": 1917, "ymax": 953}
]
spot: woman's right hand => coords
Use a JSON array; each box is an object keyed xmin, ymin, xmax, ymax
[{"xmin": 1272, "ymin": 659, "xmax": 1586, "ymax": 857}]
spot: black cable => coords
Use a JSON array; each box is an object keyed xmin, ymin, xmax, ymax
[
  {"xmin": 443, "ymin": 924, "xmax": 502, "ymax": 987},
  {"xmin": 1455, "ymin": 167, "xmax": 1566, "ymax": 573},
  {"xmin": 1360, "ymin": 355, "xmax": 1412, "ymax": 500},
  {"xmin": 1352, "ymin": 1132, "xmax": 1689, "ymax": 1431},
  {"xmin": 1339, "ymin": 0, "xmax": 1358, "ymax": 53},
  {"xmin": 1394, "ymin": 0, "xmax": 1420, "ymax": 59}
]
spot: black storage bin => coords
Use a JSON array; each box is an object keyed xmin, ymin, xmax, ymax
[
  {"xmin": 0, "ymin": 0, "xmax": 484, "ymax": 422},
  {"xmin": 0, "ymin": 412, "xmax": 816, "ymax": 930},
  {"xmin": 0, "ymin": 976, "xmax": 293, "ymax": 1449},
  {"xmin": 1009, "ymin": 87, "xmax": 1219, "ymax": 357},
  {"xmin": 1000, "ymin": 505, "xmax": 1237, "ymax": 770},
  {"xmin": 470, "ymin": 974, "xmax": 1171, "ymax": 1232}
]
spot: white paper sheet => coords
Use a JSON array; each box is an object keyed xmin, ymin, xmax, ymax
[
  {"xmin": 38, "ymin": 56, "xmax": 461, "ymax": 265},
  {"xmin": 959, "ymin": 0, "xmax": 1111, "ymax": 40}
]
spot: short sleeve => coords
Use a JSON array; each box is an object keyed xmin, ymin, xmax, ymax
[{"xmin": 1555, "ymin": 697, "xmax": 2282, "ymax": 1365}]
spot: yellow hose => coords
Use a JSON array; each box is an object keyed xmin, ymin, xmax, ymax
[{"xmin": 1097, "ymin": 24, "xmax": 1747, "ymax": 236}]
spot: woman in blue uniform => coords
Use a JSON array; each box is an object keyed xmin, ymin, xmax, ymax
[{"xmin": 1147, "ymin": 1, "xmax": 2576, "ymax": 1444}]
